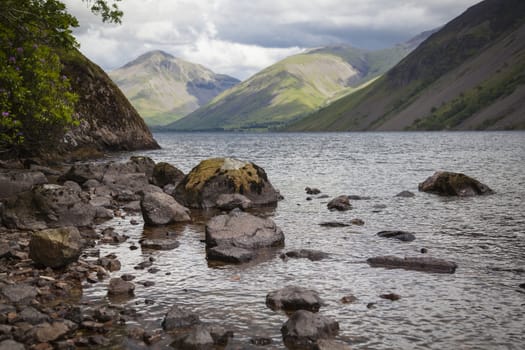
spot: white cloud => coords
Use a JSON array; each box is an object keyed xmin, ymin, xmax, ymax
[{"xmin": 63, "ymin": 0, "xmax": 480, "ymax": 80}]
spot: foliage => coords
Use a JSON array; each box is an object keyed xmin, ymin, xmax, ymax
[{"xmin": 0, "ymin": 0, "xmax": 122, "ymax": 157}]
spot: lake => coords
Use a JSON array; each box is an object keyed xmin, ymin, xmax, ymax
[{"xmin": 84, "ymin": 131, "xmax": 525, "ymax": 349}]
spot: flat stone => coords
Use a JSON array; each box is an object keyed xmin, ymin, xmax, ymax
[
  {"xmin": 140, "ymin": 239, "xmax": 180, "ymax": 250},
  {"xmin": 377, "ymin": 230, "xmax": 416, "ymax": 242},
  {"xmin": 367, "ymin": 256, "xmax": 457, "ymax": 273},
  {"xmin": 207, "ymin": 245, "xmax": 256, "ymax": 263},
  {"xmin": 319, "ymin": 222, "xmax": 350, "ymax": 228},
  {"xmin": 280, "ymin": 249, "xmax": 329, "ymax": 261},
  {"xmin": 1, "ymin": 284, "xmax": 38, "ymax": 304}
]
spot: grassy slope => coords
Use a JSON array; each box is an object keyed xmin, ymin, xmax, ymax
[
  {"xmin": 287, "ymin": 0, "xmax": 525, "ymax": 131},
  {"xmin": 109, "ymin": 51, "xmax": 239, "ymax": 126},
  {"xmin": 166, "ymin": 43, "xmax": 416, "ymax": 131}
]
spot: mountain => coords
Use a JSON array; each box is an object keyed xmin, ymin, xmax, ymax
[
  {"xmin": 164, "ymin": 32, "xmax": 432, "ymax": 131},
  {"xmin": 287, "ymin": 0, "xmax": 525, "ymax": 131},
  {"xmin": 109, "ymin": 51, "xmax": 240, "ymax": 126},
  {"xmin": 59, "ymin": 49, "xmax": 159, "ymax": 159}
]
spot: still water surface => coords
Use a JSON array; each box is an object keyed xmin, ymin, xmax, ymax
[{"xmin": 84, "ymin": 132, "xmax": 525, "ymax": 349}]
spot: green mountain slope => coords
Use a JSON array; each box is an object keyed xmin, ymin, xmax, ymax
[
  {"xmin": 108, "ymin": 51, "xmax": 239, "ymax": 126},
  {"xmin": 164, "ymin": 33, "xmax": 431, "ymax": 131},
  {"xmin": 287, "ymin": 0, "xmax": 525, "ymax": 131}
]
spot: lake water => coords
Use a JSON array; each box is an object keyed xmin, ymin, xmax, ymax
[{"xmin": 84, "ymin": 132, "xmax": 525, "ymax": 349}]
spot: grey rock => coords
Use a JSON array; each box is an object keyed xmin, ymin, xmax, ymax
[
  {"xmin": 19, "ymin": 306, "xmax": 50, "ymax": 325},
  {"xmin": 62, "ymin": 180, "xmax": 82, "ymax": 193},
  {"xmin": 215, "ymin": 193, "xmax": 252, "ymax": 211},
  {"xmin": 172, "ymin": 325, "xmax": 214, "ymax": 349},
  {"xmin": 418, "ymin": 171, "xmax": 494, "ymax": 196},
  {"xmin": 29, "ymin": 227, "xmax": 82, "ymax": 268},
  {"xmin": 327, "ymin": 195, "xmax": 352, "ymax": 211},
  {"xmin": 0, "ymin": 340, "xmax": 24, "ymax": 350},
  {"xmin": 108, "ymin": 278, "xmax": 135, "ymax": 295},
  {"xmin": 281, "ymin": 310, "xmax": 339, "ymax": 350},
  {"xmin": 140, "ymin": 239, "xmax": 180, "ymax": 250},
  {"xmin": 207, "ymin": 245, "xmax": 256, "ymax": 263},
  {"xmin": 151, "ymin": 162, "xmax": 185, "ymax": 187},
  {"xmin": 162, "ymin": 305, "xmax": 200, "ymax": 331},
  {"xmin": 1, "ymin": 284, "xmax": 37, "ymax": 304},
  {"xmin": 280, "ymin": 249, "xmax": 329, "ymax": 261},
  {"xmin": 97, "ymin": 255, "xmax": 121, "ymax": 272},
  {"xmin": 367, "ymin": 256, "xmax": 457, "ymax": 273},
  {"xmin": 395, "ymin": 190, "xmax": 415, "ymax": 198},
  {"xmin": 140, "ymin": 191, "xmax": 191, "ymax": 226},
  {"xmin": 267, "ymin": 286, "xmax": 323, "ymax": 312},
  {"xmin": 205, "ymin": 211, "xmax": 284, "ymax": 249},
  {"xmin": 0, "ymin": 171, "xmax": 47, "ymax": 200},
  {"xmin": 377, "ymin": 230, "xmax": 416, "ymax": 242},
  {"xmin": 305, "ymin": 187, "xmax": 321, "ymax": 195},
  {"xmin": 60, "ymin": 163, "xmax": 107, "ymax": 183},
  {"xmin": 33, "ymin": 321, "xmax": 72, "ymax": 342},
  {"xmin": 319, "ymin": 221, "xmax": 350, "ymax": 228}
]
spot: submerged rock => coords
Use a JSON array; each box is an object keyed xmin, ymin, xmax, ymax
[
  {"xmin": 367, "ymin": 256, "xmax": 457, "ymax": 273},
  {"xmin": 280, "ymin": 249, "xmax": 329, "ymax": 261},
  {"xmin": 29, "ymin": 227, "xmax": 82, "ymax": 268},
  {"xmin": 108, "ymin": 278, "xmax": 135, "ymax": 296},
  {"xmin": 281, "ymin": 310, "xmax": 339, "ymax": 350},
  {"xmin": 207, "ymin": 245, "xmax": 256, "ymax": 263},
  {"xmin": 395, "ymin": 190, "xmax": 415, "ymax": 198},
  {"xmin": 418, "ymin": 171, "xmax": 494, "ymax": 196},
  {"xmin": 377, "ymin": 230, "xmax": 416, "ymax": 242},
  {"xmin": 327, "ymin": 195, "xmax": 352, "ymax": 211},
  {"xmin": 140, "ymin": 239, "xmax": 180, "ymax": 250},
  {"xmin": 174, "ymin": 158, "xmax": 281, "ymax": 208},
  {"xmin": 319, "ymin": 221, "xmax": 350, "ymax": 228},
  {"xmin": 140, "ymin": 191, "xmax": 191, "ymax": 226},
  {"xmin": 172, "ymin": 324, "xmax": 214, "ymax": 349},
  {"xmin": 305, "ymin": 187, "xmax": 321, "ymax": 195},
  {"xmin": 266, "ymin": 286, "xmax": 323, "ymax": 312}
]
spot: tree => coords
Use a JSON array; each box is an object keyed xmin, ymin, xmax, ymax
[{"xmin": 0, "ymin": 0, "xmax": 122, "ymax": 157}]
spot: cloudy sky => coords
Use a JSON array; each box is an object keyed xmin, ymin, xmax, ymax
[{"xmin": 64, "ymin": 0, "xmax": 480, "ymax": 80}]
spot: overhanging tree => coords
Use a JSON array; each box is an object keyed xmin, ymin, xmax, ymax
[{"xmin": 0, "ymin": 0, "xmax": 122, "ymax": 157}]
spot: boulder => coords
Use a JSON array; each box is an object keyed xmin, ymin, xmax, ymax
[
  {"xmin": 205, "ymin": 211, "xmax": 284, "ymax": 250},
  {"xmin": 151, "ymin": 162, "xmax": 185, "ymax": 187},
  {"xmin": 327, "ymin": 195, "xmax": 352, "ymax": 211},
  {"xmin": 266, "ymin": 286, "xmax": 323, "ymax": 312},
  {"xmin": 140, "ymin": 191, "xmax": 191, "ymax": 226},
  {"xmin": 29, "ymin": 227, "xmax": 82, "ymax": 268},
  {"xmin": 377, "ymin": 231, "xmax": 416, "ymax": 242},
  {"xmin": 280, "ymin": 249, "xmax": 329, "ymax": 261},
  {"xmin": 418, "ymin": 171, "xmax": 494, "ymax": 196},
  {"xmin": 207, "ymin": 245, "xmax": 256, "ymax": 263},
  {"xmin": 108, "ymin": 278, "xmax": 135, "ymax": 296},
  {"xmin": 0, "ymin": 171, "xmax": 47, "ymax": 199},
  {"xmin": 367, "ymin": 256, "xmax": 457, "ymax": 273},
  {"xmin": 162, "ymin": 306, "xmax": 200, "ymax": 331},
  {"xmin": 174, "ymin": 158, "xmax": 281, "ymax": 208},
  {"xmin": 281, "ymin": 310, "xmax": 339, "ymax": 350},
  {"xmin": 215, "ymin": 193, "xmax": 252, "ymax": 211},
  {"xmin": 172, "ymin": 325, "xmax": 214, "ymax": 350}
]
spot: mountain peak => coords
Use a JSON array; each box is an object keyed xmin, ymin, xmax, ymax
[{"xmin": 121, "ymin": 50, "xmax": 176, "ymax": 69}]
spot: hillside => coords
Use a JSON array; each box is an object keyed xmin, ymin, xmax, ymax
[
  {"xmin": 164, "ymin": 33, "xmax": 431, "ymax": 131},
  {"xmin": 59, "ymin": 49, "xmax": 159, "ymax": 158},
  {"xmin": 287, "ymin": 0, "xmax": 525, "ymax": 131},
  {"xmin": 109, "ymin": 51, "xmax": 239, "ymax": 126}
]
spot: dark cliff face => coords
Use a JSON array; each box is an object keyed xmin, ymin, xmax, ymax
[{"xmin": 60, "ymin": 50, "xmax": 159, "ymax": 156}]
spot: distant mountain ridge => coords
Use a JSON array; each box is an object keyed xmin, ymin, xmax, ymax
[
  {"xmin": 109, "ymin": 51, "xmax": 240, "ymax": 126},
  {"xmin": 164, "ymin": 31, "xmax": 433, "ymax": 131},
  {"xmin": 287, "ymin": 0, "xmax": 525, "ymax": 131}
]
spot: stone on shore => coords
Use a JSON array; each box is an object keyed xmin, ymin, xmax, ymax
[
  {"xmin": 174, "ymin": 158, "xmax": 281, "ymax": 208},
  {"xmin": 162, "ymin": 306, "xmax": 200, "ymax": 331},
  {"xmin": 0, "ymin": 171, "xmax": 47, "ymax": 200},
  {"xmin": 281, "ymin": 310, "xmax": 339, "ymax": 350},
  {"xmin": 367, "ymin": 256, "xmax": 457, "ymax": 273},
  {"xmin": 140, "ymin": 191, "xmax": 191, "ymax": 226},
  {"xmin": 327, "ymin": 195, "xmax": 352, "ymax": 211},
  {"xmin": 377, "ymin": 231, "xmax": 416, "ymax": 242},
  {"xmin": 418, "ymin": 171, "xmax": 494, "ymax": 196},
  {"xmin": 266, "ymin": 286, "xmax": 323, "ymax": 312},
  {"xmin": 29, "ymin": 227, "xmax": 82, "ymax": 268},
  {"xmin": 1, "ymin": 284, "xmax": 38, "ymax": 305},
  {"xmin": 0, "ymin": 340, "xmax": 24, "ymax": 350},
  {"xmin": 151, "ymin": 162, "xmax": 185, "ymax": 188},
  {"xmin": 108, "ymin": 278, "xmax": 135, "ymax": 296},
  {"xmin": 205, "ymin": 211, "xmax": 284, "ymax": 250},
  {"xmin": 215, "ymin": 193, "xmax": 252, "ymax": 211}
]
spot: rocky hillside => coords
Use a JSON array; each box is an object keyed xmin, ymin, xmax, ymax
[
  {"xmin": 164, "ymin": 33, "xmax": 431, "ymax": 131},
  {"xmin": 109, "ymin": 51, "xmax": 240, "ymax": 126},
  {"xmin": 287, "ymin": 0, "xmax": 525, "ymax": 131},
  {"xmin": 59, "ymin": 49, "xmax": 159, "ymax": 158}
]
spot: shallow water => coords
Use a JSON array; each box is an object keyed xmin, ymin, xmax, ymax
[{"xmin": 83, "ymin": 132, "xmax": 525, "ymax": 349}]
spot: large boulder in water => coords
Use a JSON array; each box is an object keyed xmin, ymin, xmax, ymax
[
  {"xmin": 266, "ymin": 286, "xmax": 323, "ymax": 312},
  {"xmin": 29, "ymin": 227, "xmax": 82, "ymax": 268},
  {"xmin": 174, "ymin": 158, "xmax": 281, "ymax": 208},
  {"xmin": 418, "ymin": 171, "xmax": 493, "ymax": 196},
  {"xmin": 281, "ymin": 310, "xmax": 339, "ymax": 350},
  {"xmin": 141, "ymin": 192, "xmax": 191, "ymax": 226}
]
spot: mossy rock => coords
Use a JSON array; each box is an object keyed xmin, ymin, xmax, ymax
[
  {"xmin": 174, "ymin": 158, "xmax": 281, "ymax": 208},
  {"xmin": 418, "ymin": 171, "xmax": 494, "ymax": 196}
]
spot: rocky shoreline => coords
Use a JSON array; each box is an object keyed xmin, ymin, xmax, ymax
[{"xmin": 0, "ymin": 157, "xmax": 495, "ymax": 349}]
